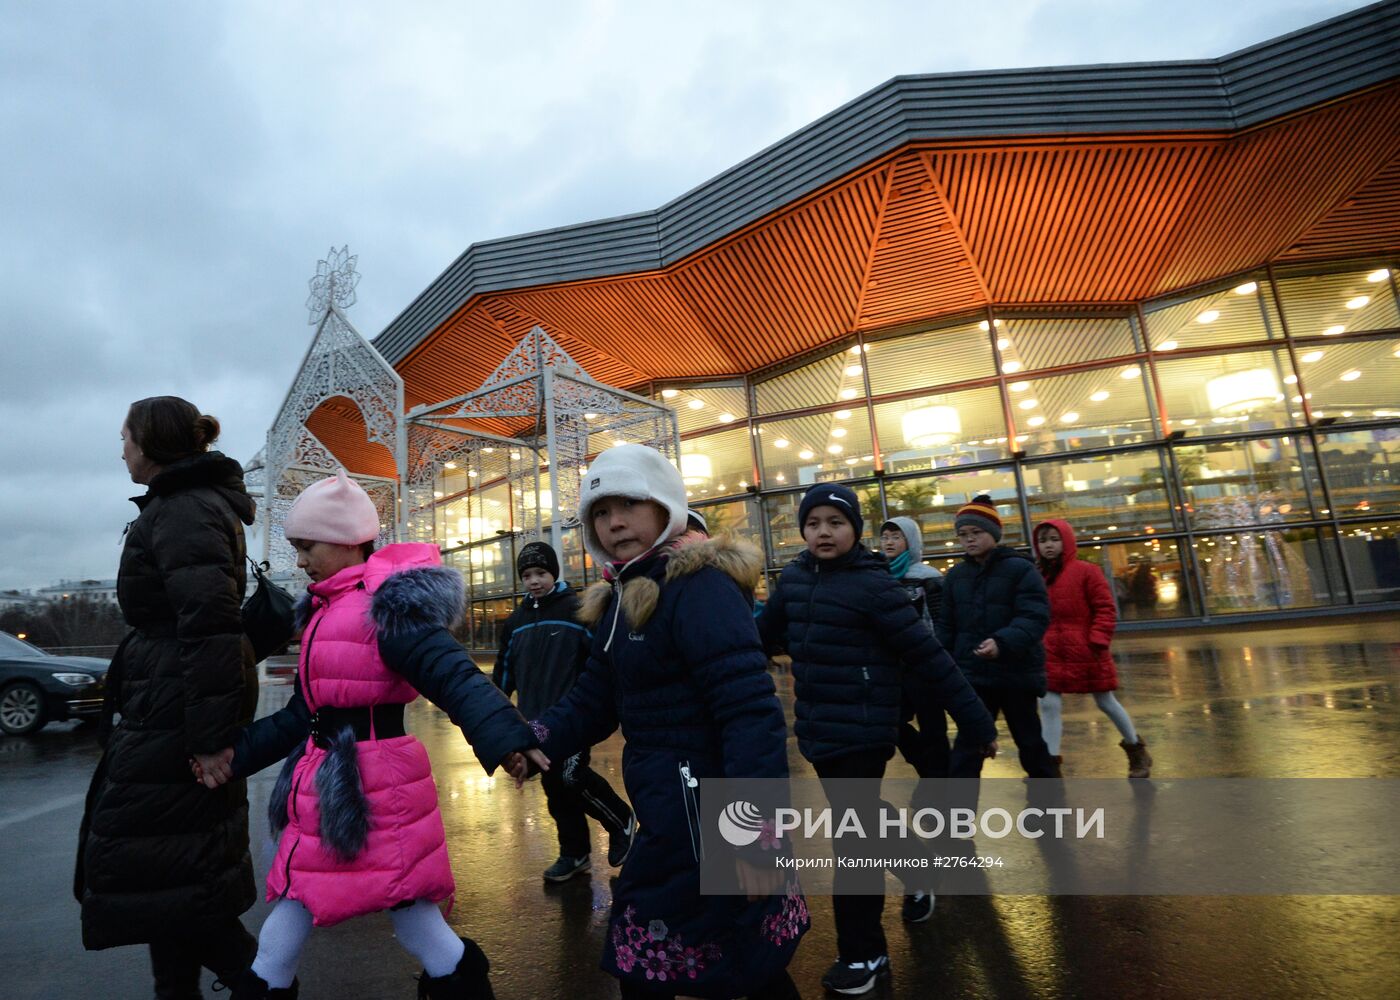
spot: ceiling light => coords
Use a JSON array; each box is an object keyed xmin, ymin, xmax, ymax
[
  {"xmin": 1157, "ymin": 340, "xmax": 1178, "ymax": 351},
  {"xmin": 835, "ymin": 409, "xmax": 852, "ymax": 419},
  {"xmin": 1340, "ymin": 370, "xmax": 1362, "ymax": 381},
  {"xmin": 661, "ymin": 389, "xmax": 679, "ymax": 399},
  {"xmin": 1018, "ymin": 399, "xmax": 1038, "ymax": 410},
  {"xmin": 443, "ymin": 461, "xmax": 457, "ymax": 470},
  {"xmin": 1283, "ymin": 374, "xmax": 1299, "ymax": 385},
  {"xmin": 1323, "ymin": 325, "xmax": 1346, "ymax": 336},
  {"xmin": 1207, "ymin": 368, "xmax": 1281, "ymax": 414},
  {"xmin": 1121, "ymin": 366, "xmax": 1141, "ymax": 379},
  {"xmin": 482, "ymin": 447, "xmax": 494, "ymax": 454},
  {"xmin": 584, "ymin": 412, "xmax": 597, "ymax": 421},
  {"xmin": 1003, "ymin": 360, "xmax": 1023, "ymax": 374},
  {"xmin": 1180, "ymin": 418, "xmax": 1197, "ymax": 426},
  {"xmin": 773, "ymin": 438, "xmax": 790, "ymax": 449},
  {"xmin": 1010, "ymin": 381, "xmax": 1030, "ymax": 392},
  {"xmin": 798, "ymin": 449, "xmax": 815, "ymax": 460},
  {"xmin": 1366, "ymin": 268, "xmax": 1390, "ymax": 283},
  {"xmin": 844, "ymin": 364, "xmax": 863, "ymax": 377},
  {"xmin": 1027, "ymin": 416, "xmax": 1046, "ymax": 427},
  {"xmin": 845, "ymin": 458, "xmax": 858, "ymax": 466},
  {"xmin": 839, "ymin": 388, "xmax": 858, "ymax": 400},
  {"xmin": 718, "ymin": 412, "xmax": 736, "ymax": 423},
  {"xmin": 509, "ymin": 451, "xmax": 521, "ymax": 460},
  {"xmin": 1234, "ymin": 281, "xmax": 1258, "ymax": 295},
  {"xmin": 467, "ymin": 469, "xmax": 477, "ymax": 478},
  {"xmin": 831, "ymin": 427, "xmax": 847, "ymax": 438},
  {"xmin": 827, "ymin": 444, "xmax": 843, "ymax": 455},
  {"xmin": 1346, "ymin": 296, "xmax": 1370, "ymax": 309},
  {"xmin": 680, "ymin": 454, "xmax": 713, "ymax": 485},
  {"xmin": 902, "ymin": 405, "xmax": 961, "ymax": 447},
  {"xmin": 1196, "ymin": 310, "xmax": 1220, "ymax": 324},
  {"xmin": 978, "ymin": 319, "xmax": 1003, "ymax": 331},
  {"xmin": 1061, "ymin": 412, "xmax": 1080, "ymax": 423},
  {"xmin": 1301, "ymin": 350, "xmax": 1324, "ymax": 363},
  {"xmin": 848, "ymin": 344, "xmax": 865, "ymax": 355},
  {"xmin": 687, "ymin": 398, "xmax": 705, "ymax": 410},
  {"xmin": 1090, "ymin": 390, "xmax": 1110, "ymax": 402},
  {"xmin": 997, "ymin": 338, "xmax": 1011, "ymax": 351}
]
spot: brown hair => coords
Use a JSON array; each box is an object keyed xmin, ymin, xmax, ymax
[{"xmin": 125, "ymin": 396, "xmax": 220, "ymax": 465}]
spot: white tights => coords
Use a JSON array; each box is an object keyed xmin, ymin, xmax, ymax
[
  {"xmin": 1038, "ymin": 691, "xmax": 1138, "ymax": 757},
  {"xmin": 251, "ymin": 898, "xmax": 465, "ymax": 988}
]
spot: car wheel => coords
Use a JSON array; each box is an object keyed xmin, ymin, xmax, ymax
[{"xmin": 0, "ymin": 681, "xmax": 47, "ymax": 736}]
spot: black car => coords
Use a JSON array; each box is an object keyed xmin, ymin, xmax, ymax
[{"xmin": 0, "ymin": 631, "xmax": 109, "ymax": 735}]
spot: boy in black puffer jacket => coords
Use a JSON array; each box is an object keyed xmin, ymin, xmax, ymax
[
  {"xmin": 757, "ymin": 483, "xmax": 997, "ymax": 997},
  {"xmin": 936, "ymin": 495, "xmax": 1059, "ymax": 780},
  {"xmin": 495, "ymin": 541, "xmax": 634, "ymax": 882}
]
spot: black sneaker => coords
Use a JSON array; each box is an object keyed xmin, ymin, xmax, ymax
[
  {"xmin": 820, "ymin": 955, "xmax": 888, "ymax": 995},
  {"xmin": 542, "ymin": 854, "xmax": 591, "ymax": 882},
  {"xmin": 607, "ymin": 815, "xmax": 638, "ymax": 868},
  {"xmin": 901, "ymin": 891, "xmax": 934, "ymax": 923}
]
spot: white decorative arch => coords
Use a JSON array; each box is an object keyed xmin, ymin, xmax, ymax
[{"xmin": 262, "ymin": 248, "xmax": 406, "ymax": 568}]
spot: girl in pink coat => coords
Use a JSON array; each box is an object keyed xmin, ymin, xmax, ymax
[
  {"xmin": 1032, "ymin": 519, "xmax": 1152, "ymax": 779},
  {"xmin": 198, "ymin": 471, "xmax": 543, "ymax": 999}
]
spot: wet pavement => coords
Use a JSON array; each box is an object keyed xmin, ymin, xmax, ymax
[{"xmin": 3, "ymin": 615, "xmax": 1398, "ymax": 999}]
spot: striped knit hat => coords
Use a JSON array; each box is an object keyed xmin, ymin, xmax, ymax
[{"xmin": 954, "ymin": 494, "xmax": 1002, "ymax": 541}]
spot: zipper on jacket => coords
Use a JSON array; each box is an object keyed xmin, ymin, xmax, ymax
[{"xmin": 679, "ymin": 761, "xmax": 703, "ymax": 863}]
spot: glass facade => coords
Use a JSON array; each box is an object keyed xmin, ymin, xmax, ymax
[{"xmin": 434, "ymin": 258, "xmax": 1400, "ymax": 642}]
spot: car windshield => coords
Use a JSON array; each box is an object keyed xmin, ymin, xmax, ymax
[{"xmin": 0, "ymin": 632, "xmax": 46, "ymax": 658}]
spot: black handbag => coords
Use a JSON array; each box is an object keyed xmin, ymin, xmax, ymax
[{"xmin": 242, "ymin": 557, "xmax": 297, "ymax": 663}]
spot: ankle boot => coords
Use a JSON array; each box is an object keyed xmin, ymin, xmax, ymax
[
  {"xmin": 417, "ymin": 937, "xmax": 494, "ymax": 1000},
  {"xmin": 1120, "ymin": 738, "xmax": 1152, "ymax": 779},
  {"xmin": 217, "ymin": 968, "xmax": 299, "ymax": 999}
]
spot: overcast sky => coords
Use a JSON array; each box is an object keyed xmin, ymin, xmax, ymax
[{"xmin": 0, "ymin": 0, "xmax": 1369, "ymax": 591}]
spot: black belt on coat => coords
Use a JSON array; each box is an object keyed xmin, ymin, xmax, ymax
[{"xmin": 309, "ymin": 704, "xmax": 407, "ymax": 747}]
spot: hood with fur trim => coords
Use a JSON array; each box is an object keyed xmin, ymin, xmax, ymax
[
  {"xmin": 577, "ymin": 444, "xmax": 688, "ymax": 569},
  {"xmin": 576, "ymin": 535, "xmax": 762, "ymax": 636}
]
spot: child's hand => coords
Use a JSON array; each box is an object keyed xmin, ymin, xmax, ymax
[
  {"xmin": 735, "ymin": 859, "xmax": 783, "ymax": 901},
  {"xmin": 502, "ymin": 748, "xmax": 551, "ymax": 788},
  {"xmin": 981, "ymin": 739, "xmax": 999, "ymax": 760},
  {"xmin": 973, "ymin": 638, "xmax": 999, "ymax": 659},
  {"xmin": 192, "ymin": 748, "xmax": 235, "ymax": 789}
]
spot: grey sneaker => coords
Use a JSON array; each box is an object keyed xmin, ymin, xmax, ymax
[
  {"xmin": 542, "ymin": 854, "xmax": 591, "ymax": 882},
  {"xmin": 821, "ymin": 955, "xmax": 889, "ymax": 995},
  {"xmin": 901, "ymin": 890, "xmax": 934, "ymax": 923}
]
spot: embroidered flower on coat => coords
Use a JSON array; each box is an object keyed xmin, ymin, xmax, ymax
[
  {"xmin": 760, "ymin": 882, "xmax": 811, "ymax": 946},
  {"xmin": 528, "ymin": 719, "xmax": 550, "ymax": 744},
  {"xmin": 610, "ymin": 906, "xmax": 720, "ymax": 982}
]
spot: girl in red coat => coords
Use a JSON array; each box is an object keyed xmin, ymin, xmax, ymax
[{"xmin": 1032, "ymin": 519, "xmax": 1152, "ymax": 778}]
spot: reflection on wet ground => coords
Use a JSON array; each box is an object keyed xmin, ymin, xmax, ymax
[{"xmin": 2, "ymin": 616, "xmax": 1397, "ymax": 998}]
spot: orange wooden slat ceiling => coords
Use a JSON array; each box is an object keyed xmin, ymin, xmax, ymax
[{"xmin": 325, "ymin": 81, "xmax": 1400, "ymax": 478}]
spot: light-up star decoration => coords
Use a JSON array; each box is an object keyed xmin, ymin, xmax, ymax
[{"xmin": 306, "ymin": 245, "xmax": 360, "ymax": 324}]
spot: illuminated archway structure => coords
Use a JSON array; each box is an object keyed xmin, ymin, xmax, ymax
[{"xmin": 285, "ymin": 5, "xmax": 1400, "ymax": 629}]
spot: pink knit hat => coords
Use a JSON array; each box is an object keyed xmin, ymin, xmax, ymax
[{"xmin": 283, "ymin": 469, "xmax": 380, "ymax": 545}]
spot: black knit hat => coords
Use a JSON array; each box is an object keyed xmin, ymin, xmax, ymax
[
  {"xmin": 798, "ymin": 482, "xmax": 864, "ymax": 540},
  {"xmin": 516, "ymin": 540, "xmax": 560, "ymax": 579}
]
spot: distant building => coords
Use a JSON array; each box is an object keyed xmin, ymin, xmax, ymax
[{"xmin": 35, "ymin": 579, "xmax": 119, "ymax": 606}]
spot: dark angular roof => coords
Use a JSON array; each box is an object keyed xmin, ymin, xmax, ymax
[{"xmin": 374, "ymin": 0, "xmax": 1400, "ymax": 364}]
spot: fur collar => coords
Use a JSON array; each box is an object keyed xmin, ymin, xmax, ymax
[{"xmin": 576, "ymin": 536, "xmax": 762, "ymax": 631}]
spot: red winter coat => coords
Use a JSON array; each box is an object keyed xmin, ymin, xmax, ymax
[{"xmin": 1032, "ymin": 520, "xmax": 1118, "ymax": 694}]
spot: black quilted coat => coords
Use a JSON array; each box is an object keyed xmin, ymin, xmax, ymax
[
  {"xmin": 757, "ymin": 543, "xmax": 994, "ymax": 763},
  {"xmin": 75, "ymin": 452, "xmax": 258, "ymax": 950}
]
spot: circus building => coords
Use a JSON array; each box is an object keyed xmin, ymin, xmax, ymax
[{"xmin": 258, "ymin": 2, "xmax": 1400, "ymax": 647}]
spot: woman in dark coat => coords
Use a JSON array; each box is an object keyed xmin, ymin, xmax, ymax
[
  {"xmin": 75, "ymin": 396, "xmax": 260, "ymax": 998},
  {"xmin": 533, "ymin": 444, "xmax": 807, "ymax": 1000},
  {"xmin": 1033, "ymin": 518, "xmax": 1152, "ymax": 779}
]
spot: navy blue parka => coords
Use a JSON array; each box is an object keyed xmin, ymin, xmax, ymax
[
  {"xmin": 533, "ymin": 537, "xmax": 807, "ymax": 998},
  {"xmin": 935, "ymin": 546, "xmax": 1051, "ymax": 695},
  {"xmin": 756, "ymin": 543, "xmax": 995, "ymax": 764}
]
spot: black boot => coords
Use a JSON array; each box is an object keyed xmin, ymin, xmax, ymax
[
  {"xmin": 417, "ymin": 937, "xmax": 495, "ymax": 1000},
  {"xmin": 214, "ymin": 968, "xmax": 299, "ymax": 999}
]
